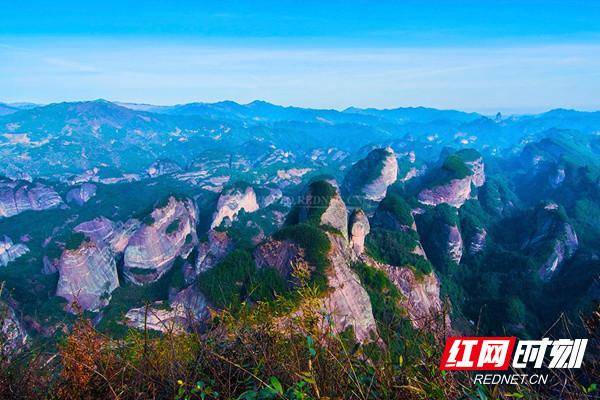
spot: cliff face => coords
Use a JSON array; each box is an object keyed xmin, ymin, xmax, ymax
[
  {"xmin": 194, "ymin": 230, "xmax": 232, "ymax": 275},
  {"xmin": 74, "ymin": 217, "xmax": 140, "ymax": 253},
  {"xmin": 211, "ymin": 185, "xmax": 259, "ymax": 229},
  {"xmin": 56, "ymin": 241, "xmax": 119, "ymax": 312},
  {"xmin": 342, "ymin": 147, "xmax": 398, "ymax": 203},
  {"xmin": 299, "ymin": 181, "xmax": 349, "ymax": 239},
  {"xmin": 0, "ymin": 180, "xmax": 63, "ymax": 218},
  {"xmin": 467, "ymin": 228, "xmax": 487, "ymax": 254},
  {"xmin": 0, "ymin": 235, "xmax": 29, "ymax": 267},
  {"xmin": 254, "ymin": 239, "xmax": 304, "ymax": 279},
  {"xmin": 418, "ymin": 156, "xmax": 485, "ymax": 208},
  {"xmin": 365, "ymin": 256, "xmax": 450, "ymax": 332},
  {"xmin": 522, "ymin": 205, "xmax": 579, "ymax": 281},
  {"xmin": 124, "ymin": 197, "xmax": 197, "ymax": 285},
  {"xmin": 323, "ymin": 233, "xmax": 378, "ymax": 343},
  {"xmin": 349, "ymin": 209, "xmax": 370, "ymax": 255}
]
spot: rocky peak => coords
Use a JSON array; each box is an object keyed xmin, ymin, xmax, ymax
[
  {"xmin": 418, "ymin": 150, "xmax": 485, "ymax": 208},
  {"xmin": 298, "ymin": 180, "xmax": 349, "ymax": 239},
  {"xmin": 521, "ymin": 205, "xmax": 579, "ymax": 281},
  {"xmin": 342, "ymin": 147, "xmax": 398, "ymax": 203},
  {"xmin": 211, "ymin": 184, "xmax": 259, "ymax": 229},
  {"xmin": 124, "ymin": 197, "xmax": 198, "ymax": 285},
  {"xmin": 349, "ymin": 209, "xmax": 370, "ymax": 255}
]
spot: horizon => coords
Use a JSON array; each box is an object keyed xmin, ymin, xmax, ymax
[
  {"xmin": 1, "ymin": 97, "xmax": 599, "ymax": 117},
  {"xmin": 1, "ymin": 1, "xmax": 600, "ymax": 113}
]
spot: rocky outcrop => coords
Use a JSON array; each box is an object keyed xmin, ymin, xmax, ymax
[
  {"xmin": 254, "ymin": 239, "xmax": 304, "ymax": 279},
  {"xmin": 211, "ymin": 185, "xmax": 259, "ymax": 229},
  {"xmin": 66, "ymin": 183, "xmax": 97, "ymax": 205},
  {"xmin": 147, "ymin": 159, "xmax": 182, "ymax": 178},
  {"xmin": 349, "ymin": 209, "xmax": 370, "ymax": 255},
  {"xmin": 56, "ymin": 240, "xmax": 119, "ymax": 312},
  {"xmin": 194, "ymin": 230, "xmax": 232, "ymax": 275},
  {"xmin": 521, "ymin": 205, "xmax": 579, "ymax": 281},
  {"xmin": 74, "ymin": 217, "xmax": 140, "ymax": 253},
  {"xmin": 418, "ymin": 177, "xmax": 472, "ymax": 208},
  {"xmin": 342, "ymin": 147, "xmax": 398, "ymax": 203},
  {"xmin": 299, "ymin": 181, "xmax": 349, "ymax": 239},
  {"xmin": 446, "ymin": 225, "xmax": 464, "ymax": 264},
  {"xmin": 323, "ymin": 233, "xmax": 378, "ymax": 343},
  {"xmin": 0, "ymin": 180, "xmax": 63, "ymax": 218},
  {"xmin": 124, "ymin": 284, "xmax": 208, "ymax": 333},
  {"xmin": 418, "ymin": 155, "xmax": 485, "ymax": 208},
  {"xmin": 0, "ymin": 235, "xmax": 29, "ymax": 267},
  {"xmin": 467, "ymin": 228, "xmax": 487, "ymax": 254},
  {"xmin": 364, "ymin": 256, "xmax": 449, "ymax": 332},
  {"xmin": 124, "ymin": 197, "xmax": 197, "ymax": 285},
  {"xmin": 258, "ymin": 187, "xmax": 283, "ymax": 208},
  {"xmin": 0, "ymin": 300, "xmax": 28, "ymax": 355}
]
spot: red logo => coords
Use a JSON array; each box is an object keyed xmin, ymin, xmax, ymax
[{"xmin": 440, "ymin": 337, "xmax": 517, "ymax": 370}]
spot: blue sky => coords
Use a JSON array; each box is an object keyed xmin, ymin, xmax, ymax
[{"xmin": 1, "ymin": 1, "xmax": 599, "ymax": 113}]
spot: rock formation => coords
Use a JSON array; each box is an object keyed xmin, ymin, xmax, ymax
[
  {"xmin": 418, "ymin": 154, "xmax": 485, "ymax": 208},
  {"xmin": 342, "ymin": 147, "xmax": 398, "ymax": 203},
  {"xmin": 364, "ymin": 255, "xmax": 450, "ymax": 332},
  {"xmin": 195, "ymin": 229, "xmax": 232, "ymax": 275},
  {"xmin": 298, "ymin": 181, "xmax": 349, "ymax": 239},
  {"xmin": 211, "ymin": 185, "xmax": 259, "ymax": 229},
  {"xmin": 323, "ymin": 233, "xmax": 378, "ymax": 342},
  {"xmin": 124, "ymin": 197, "xmax": 198, "ymax": 285},
  {"xmin": 147, "ymin": 159, "xmax": 182, "ymax": 178},
  {"xmin": 56, "ymin": 240, "xmax": 119, "ymax": 312},
  {"xmin": 467, "ymin": 227, "xmax": 487, "ymax": 254},
  {"xmin": 349, "ymin": 209, "xmax": 370, "ymax": 255},
  {"xmin": 124, "ymin": 284, "xmax": 208, "ymax": 333},
  {"xmin": 522, "ymin": 205, "xmax": 579, "ymax": 281},
  {"xmin": 0, "ymin": 235, "xmax": 29, "ymax": 267},
  {"xmin": 66, "ymin": 183, "xmax": 97, "ymax": 205},
  {"xmin": 254, "ymin": 239, "xmax": 304, "ymax": 279},
  {"xmin": 0, "ymin": 179, "xmax": 63, "ymax": 218}
]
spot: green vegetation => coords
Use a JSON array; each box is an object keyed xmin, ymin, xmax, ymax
[
  {"xmin": 303, "ymin": 180, "xmax": 337, "ymax": 225},
  {"xmin": 197, "ymin": 250, "xmax": 288, "ymax": 310},
  {"xmin": 441, "ymin": 154, "xmax": 472, "ymax": 180},
  {"xmin": 274, "ymin": 223, "xmax": 331, "ymax": 292},
  {"xmin": 455, "ymin": 148, "xmax": 481, "ymax": 162},
  {"xmin": 64, "ymin": 232, "xmax": 87, "ymax": 250},
  {"xmin": 366, "ymin": 229, "xmax": 433, "ymax": 275},
  {"xmin": 165, "ymin": 219, "xmax": 180, "ymax": 234},
  {"xmin": 377, "ymin": 193, "xmax": 413, "ymax": 226}
]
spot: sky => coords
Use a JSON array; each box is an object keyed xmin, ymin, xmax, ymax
[{"xmin": 1, "ymin": 0, "xmax": 600, "ymax": 113}]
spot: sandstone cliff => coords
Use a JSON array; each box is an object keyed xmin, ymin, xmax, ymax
[
  {"xmin": 342, "ymin": 147, "xmax": 398, "ymax": 203},
  {"xmin": 0, "ymin": 235, "xmax": 29, "ymax": 267},
  {"xmin": 0, "ymin": 179, "xmax": 63, "ymax": 218},
  {"xmin": 211, "ymin": 185, "xmax": 259, "ymax": 229},
  {"xmin": 124, "ymin": 197, "xmax": 198, "ymax": 285}
]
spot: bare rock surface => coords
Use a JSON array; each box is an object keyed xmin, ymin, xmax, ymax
[
  {"xmin": 349, "ymin": 209, "xmax": 370, "ymax": 255},
  {"xmin": 66, "ymin": 183, "xmax": 97, "ymax": 205},
  {"xmin": 211, "ymin": 185, "xmax": 259, "ymax": 229},
  {"xmin": 195, "ymin": 230, "xmax": 232, "ymax": 275},
  {"xmin": 0, "ymin": 300, "xmax": 28, "ymax": 355},
  {"xmin": 363, "ymin": 255, "xmax": 450, "ymax": 332},
  {"xmin": 56, "ymin": 240, "xmax": 119, "ymax": 312},
  {"xmin": 0, "ymin": 235, "xmax": 29, "ymax": 267},
  {"xmin": 322, "ymin": 233, "xmax": 378, "ymax": 343},
  {"xmin": 0, "ymin": 179, "xmax": 63, "ymax": 218},
  {"xmin": 342, "ymin": 147, "xmax": 398, "ymax": 202},
  {"xmin": 124, "ymin": 284, "xmax": 208, "ymax": 333},
  {"xmin": 418, "ymin": 156, "xmax": 485, "ymax": 208},
  {"xmin": 124, "ymin": 197, "xmax": 198, "ymax": 285},
  {"xmin": 254, "ymin": 239, "xmax": 304, "ymax": 279}
]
